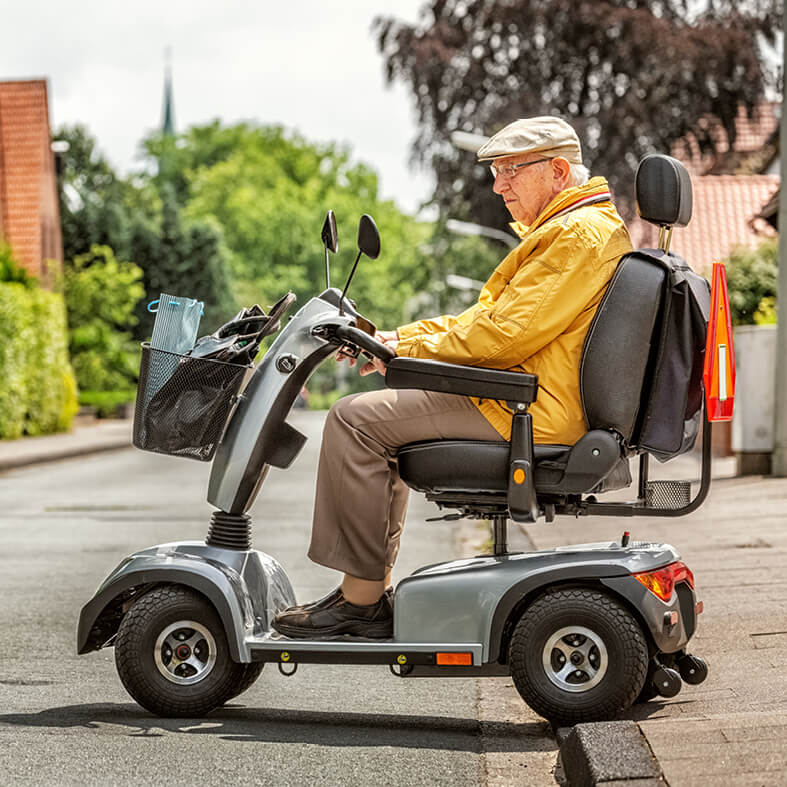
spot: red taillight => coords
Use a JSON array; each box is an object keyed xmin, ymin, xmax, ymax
[{"xmin": 633, "ymin": 561, "xmax": 694, "ymax": 602}]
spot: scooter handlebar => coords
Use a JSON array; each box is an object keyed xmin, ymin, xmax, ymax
[{"xmin": 333, "ymin": 324, "xmax": 396, "ymax": 363}]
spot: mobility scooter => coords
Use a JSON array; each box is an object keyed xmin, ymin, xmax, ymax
[{"xmin": 78, "ymin": 154, "xmax": 731, "ymax": 725}]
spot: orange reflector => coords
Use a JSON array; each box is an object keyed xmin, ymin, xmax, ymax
[
  {"xmin": 703, "ymin": 262, "xmax": 736, "ymax": 421},
  {"xmin": 695, "ymin": 600, "xmax": 704, "ymax": 615},
  {"xmin": 436, "ymin": 652, "xmax": 472, "ymax": 666},
  {"xmin": 513, "ymin": 468, "xmax": 526, "ymax": 485}
]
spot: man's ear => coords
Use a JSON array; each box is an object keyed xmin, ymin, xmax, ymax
[{"xmin": 551, "ymin": 157, "xmax": 571, "ymax": 191}]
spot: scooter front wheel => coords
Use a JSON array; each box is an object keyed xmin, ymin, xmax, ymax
[
  {"xmin": 509, "ymin": 587, "xmax": 649, "ymax": 726},
  {"xmin": 225, "ymin": 662, "xmax": 265, "ymax": 703},
  {"xmin": 114, "ymin": 585, "xmax": 247, "ymax": 717}
]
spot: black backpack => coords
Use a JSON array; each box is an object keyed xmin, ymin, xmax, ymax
[{"xmin": 631, "ymin": 249, "xmax": 711, "ymax": 461}]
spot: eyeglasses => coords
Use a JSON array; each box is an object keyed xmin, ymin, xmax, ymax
[{"xmin": 489, "ymin": 158, "xmax": 550, "ymax": 179}]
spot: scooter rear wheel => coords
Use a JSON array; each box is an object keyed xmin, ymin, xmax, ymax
[
  {"xmin": 509, "ymin": 587, "xmax": 649, "ymax": 726},
  {"xmin": 115, "ymin": 584, "xmax": 247, "ymax": 717}
]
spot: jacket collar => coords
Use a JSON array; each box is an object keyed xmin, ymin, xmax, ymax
[{"xmin": 509, "ymin": 176, "xmax": 613, "ymax": 240}]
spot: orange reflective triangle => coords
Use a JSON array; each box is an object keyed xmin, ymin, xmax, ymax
[{"xmin": 703, "ymin": 262, "xmax": 736, "ymax": 421}]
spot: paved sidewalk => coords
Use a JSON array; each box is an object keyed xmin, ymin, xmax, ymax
[
  {"xmin": 0, "ymin": 416, "xmax": 132, "ymax": 471},
  {"xmin": 521, "ymin": 452, "xmax": 787, "ymax": 786}
]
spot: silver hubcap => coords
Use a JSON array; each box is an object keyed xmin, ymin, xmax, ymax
[
  {"xmin": 154, "ymin": 620, "xmax": 217, "ymax": 685},
  {"xmin": 542, "ymin": 625, "xmax": 608, "ymax": 693}
]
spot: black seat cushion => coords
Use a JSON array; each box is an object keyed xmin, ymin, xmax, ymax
[{"xmin": 397, "ymin": 440, "xmax": 570, "ymax": 494}]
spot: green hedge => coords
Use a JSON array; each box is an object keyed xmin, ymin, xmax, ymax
[
  {"xmin": 724, "ymin": 239, "xmax": 778, "ymax": 326},
  {"xmin": 0, "ymin": 283, "xmax": 79, "ymax": 438}
]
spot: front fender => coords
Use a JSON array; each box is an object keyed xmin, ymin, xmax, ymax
[{"xmin": 77, "ymin": 542, "xmax": 295, "ymax": 662}]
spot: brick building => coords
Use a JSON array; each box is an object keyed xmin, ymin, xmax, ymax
[{"xmin": 0, "ymin": 78, "xmax": 63, "ymax": 279}]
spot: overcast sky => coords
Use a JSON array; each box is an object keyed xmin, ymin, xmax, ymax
[{"xmin": 1, "ymin": 0, "xmax": 434, "ymax": 215}]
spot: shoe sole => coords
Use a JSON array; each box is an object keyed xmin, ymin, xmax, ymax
[{"xmin": 271, "ymin": 620, "xmax": 393, "ymax": 640}]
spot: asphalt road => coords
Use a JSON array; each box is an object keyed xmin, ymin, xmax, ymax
[{"xmin": 0, "ymin": 411, "xmax": 555, "ymax": 786}]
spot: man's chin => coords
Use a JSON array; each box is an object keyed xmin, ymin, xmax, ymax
[{"xmin": 504, "ymin": 206, "xmax": 520, "ymax": 222}]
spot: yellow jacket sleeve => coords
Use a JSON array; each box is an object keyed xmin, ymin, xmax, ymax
[{"xmin": 397, "ymin": 302, "xmax": 484, "ymax": 341}]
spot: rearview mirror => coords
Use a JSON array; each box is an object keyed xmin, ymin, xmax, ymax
[
  {"xmin": 357, "ymin": 214, "xmax": 380, "ymax": 259},
  {"xmin": 321, "ymin": 210, "xmax": 338, "ymax": 254}
]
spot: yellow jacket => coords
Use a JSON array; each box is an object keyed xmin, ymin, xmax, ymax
[{"xmin": 396, "ymin": 177, "xmax": 632, "ymax": 444}]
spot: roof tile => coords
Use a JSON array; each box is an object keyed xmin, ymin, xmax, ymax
[{"xmin": 629, "ymin": 174, "xmax": 779, "ymax": 273}]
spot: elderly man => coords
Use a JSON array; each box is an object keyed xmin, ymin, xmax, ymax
[{"xmin": 273, "ymin": 116, "xmax": 632, "ymax": 639}]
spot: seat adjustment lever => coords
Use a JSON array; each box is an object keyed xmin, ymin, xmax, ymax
[{"xmin": 508, "ymin": 459, "xmax": 538, "ymax": 523}]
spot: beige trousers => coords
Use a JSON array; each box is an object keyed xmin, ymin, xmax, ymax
[{"xmin": 308, "ymin": 388, "xmax": 504, "ymax": 581}]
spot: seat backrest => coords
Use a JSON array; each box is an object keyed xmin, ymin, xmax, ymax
[
  {"xmin": 580, "ymin": 253, "xmax": 666, "ymax": 442},
  {"xmin": 580, "ymin": 154, "xmax": 697, "ymax": 447}
]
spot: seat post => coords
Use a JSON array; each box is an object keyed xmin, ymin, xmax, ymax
[{"xmin": 492, "ymin": 515, "xmax": 508, "ymax": 555}]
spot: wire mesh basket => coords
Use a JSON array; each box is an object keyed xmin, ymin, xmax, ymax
[{"xmin": 133, "ymin": 343, "xmax": 249, "ymax": 461}]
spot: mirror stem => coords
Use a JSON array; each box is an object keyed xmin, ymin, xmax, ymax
[
  {"xmin": 324, "ymin": 248, "xmax": 331, "ymax": 289},
  {"xmin": 339, "ymin": 251, "xmax": 362, "ymax": 316}
]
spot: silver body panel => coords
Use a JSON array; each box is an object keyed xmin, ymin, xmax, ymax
[
  {"xmin": 79, "ymin": 538, "xmax": 692, "ymax": 664},
  {"xmin": 208, "ymin": 295, "xmax": 353, "ymax": 513},
  {"xmin": 394, "ymin": 541, "xmax": 688, "ymax": 661}
]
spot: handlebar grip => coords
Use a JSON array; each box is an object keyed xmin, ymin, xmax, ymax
[{"xmin": 334, "ymin": 325, "xmax": 396, "ymax": 363}]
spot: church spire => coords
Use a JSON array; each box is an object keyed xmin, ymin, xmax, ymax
[{"xmin": 162, "ymin": 47, "xmax": 175, "ymax": 137}]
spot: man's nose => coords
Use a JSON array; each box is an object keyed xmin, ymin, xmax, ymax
[{"xmin": 492, "ymin": 173, "xmax": 507, "ymax": 195}]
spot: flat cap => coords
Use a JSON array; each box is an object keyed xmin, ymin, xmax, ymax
[{"xmin": 476, "ymin": 116, "xmax": 582, "ymax": 164}]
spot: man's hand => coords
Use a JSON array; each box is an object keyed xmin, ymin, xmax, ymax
[
  {"xmin": 355, "ymin": 329, "xmax": 399, "ymax": 376},
  {"xmin": 335, "ymin": 329, "xmax": 398, "ymax": 372}
]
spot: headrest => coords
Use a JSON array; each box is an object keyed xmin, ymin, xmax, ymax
[{"xmin": 635, "ymin": 154, "xmax": 692, "ymax": 227}]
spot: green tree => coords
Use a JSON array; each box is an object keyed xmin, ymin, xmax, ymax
[
  {"xmin": 55, "ymin": 125, "xmax": 236, "ymax": 339},
  {"xmin": 130, "ymin": 184, "xmax": 236, "ymax": 338},
  {"xmin": 172, "ymin": 122, "xmax": 478, "ymax": 331},
  {"xmin": 63, "ymin": 245, "xmax": 145, "ymax": 396},
  {"xmin": 54, "ymin": 124, "xmax": 154, "ymax": 262},
  {"xmin": 376, "ymin": 0, "xmax": 781, "ymax": 227}
]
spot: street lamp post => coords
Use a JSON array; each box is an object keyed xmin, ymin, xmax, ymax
[{"xmin": 772, "ymin": 16, "xmax": 787, "ymax": 476}]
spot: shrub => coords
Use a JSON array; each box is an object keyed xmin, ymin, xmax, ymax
[
  {"xmin": 78, "ymin": 389, "xmax": 136, "ymax": 417},
  {"xmin": 0, "ymin": 283, "xmax": 79, "ymax": 438},
  {"xmin": 724, "ymin": 239, "xmax": 778, "ymax": 326},
  {"xmin": 0, "ymin": 242, "xmax": 36, "ymax": 288}
]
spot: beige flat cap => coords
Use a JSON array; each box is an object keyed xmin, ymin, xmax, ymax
[{"xmin": 476, "ymin": 116, "xmax": 582, "ymax": 164}]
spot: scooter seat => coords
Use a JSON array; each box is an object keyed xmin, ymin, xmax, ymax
[
  {"xmin": 397, "ymin": 436, "xmax": 631, "ymax": 497},
  {"xmin": 397, "ymin": 440, "xmax": 570, "ymax": 493}
]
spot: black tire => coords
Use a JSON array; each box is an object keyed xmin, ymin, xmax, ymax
[
  {"xmin": 225, "ymin": 662, "xmax": 265, "ymax": 703},
  {"xmin": 114, "ymin": 585, "xmax": 247, "ymax": 717},
  {"xmin": 509, "ymin": 587, "xmax": 649, "ymax": 726}
]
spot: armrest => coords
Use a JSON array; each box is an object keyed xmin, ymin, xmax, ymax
[{"xmin": 386, "ymin": 357, "xmax": 538, "ymax": 404}]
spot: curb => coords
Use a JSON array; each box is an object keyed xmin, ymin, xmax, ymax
[
  {"xmin": 556, "ymin": 721, "xmax": 664, "ymax": 786},
  {"xmin": 0, "ymin": 434, "xmax": 132, "ymax": 473}
]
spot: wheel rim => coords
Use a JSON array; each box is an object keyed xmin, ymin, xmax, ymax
[
  {"xmin": 154, "ymin": 620, "xmax": 217, "ymax": 685},
  {"xmin": 542, "ymin": 625, "xmax": 609, "ymax": 693}
]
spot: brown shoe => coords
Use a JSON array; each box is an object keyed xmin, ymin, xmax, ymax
[
  {"xmin": 286, "ymin": 586, "xmax": 344, "ymax": 613},
  {"xmin": 272, "ymin": 591, "xmax": 393, "ymax": 639}
]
